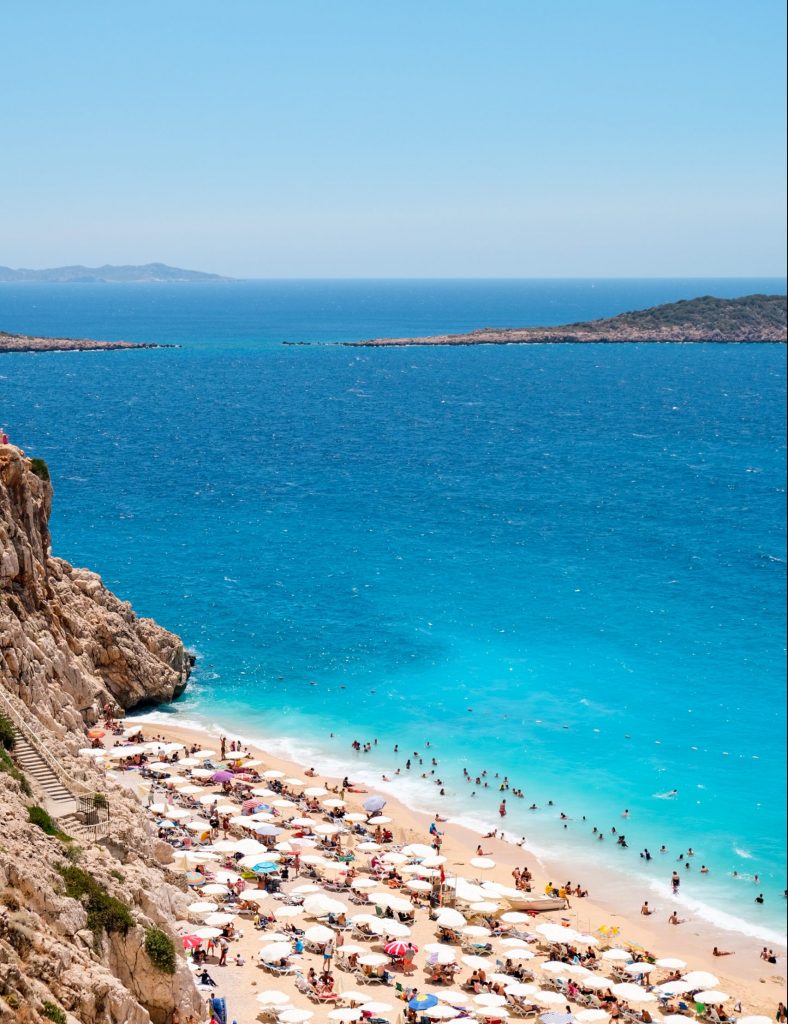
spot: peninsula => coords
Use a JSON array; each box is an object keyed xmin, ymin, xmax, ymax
[
  {"xmin": 0, "ymin": 330, "xmax": 174, "ymax": 353},
  {"xmin": 347, "ymin": 293, "xmax": 788, "ymax": 346},
  {"xmin": 0, "ymin": 262, "xmax": 230, "ymax": 283}
]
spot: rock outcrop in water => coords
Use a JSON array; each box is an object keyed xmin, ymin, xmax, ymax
[{"xmin": 0, "ymin": 442, "xmax": 200, "ymax": 1023}]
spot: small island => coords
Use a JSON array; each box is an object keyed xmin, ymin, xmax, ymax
[
  {"xmin": 0, "ymin": 261, "xmax": 231, "ymax": 283},
  {"xmin": 0, "ymin": 330, "xmax": 174, "ymax": 353},
  {"xmin": 347, "ymin": 293, "xmax": 787, "ymax": 347}
]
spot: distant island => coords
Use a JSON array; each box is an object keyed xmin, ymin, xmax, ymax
[
  {"xmin": 0, "ymin": 330, "xmax": 173, "ymax": 353},
  {"xmin": 346, "ymin": 294, "xmax": 787, "ymax": 346},
  {"xmin": 0, "ymin": 261, "xmax": 230, "ymax": 283}
]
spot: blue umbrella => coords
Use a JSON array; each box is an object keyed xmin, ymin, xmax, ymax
[
  {"xmin": 409, "ymin": 994, "xmax": 438, "ymax": 1010},
  {"xmin": 251, "ymin": 861, "xmax": 279, "ymax": 874},
  {"xmin": 363, "ymin": 796, "xmax": 387, "ymax": 813}
]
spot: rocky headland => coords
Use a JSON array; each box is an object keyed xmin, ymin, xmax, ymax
[
  {"xmin": 347, "ymin": 293, "xmax": 788, "ymax": 347},
  {"xmin": 1, "ymin": 443, "xmax": 201, "ymax": 1024}
]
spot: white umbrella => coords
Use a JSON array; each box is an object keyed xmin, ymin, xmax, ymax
[
  {"xmin": 610, "ymin": 984, "xmax": 656, "ymax": 1004},
  {"xmin": 425, "ymin": 1007, "xmax": 461, "ymax": 1020},
  {"xmin": 601, "ymin": 948, "xmax": 632, "ymax": 963},
  {"xmin": 344, "ymin": 812, "xmax": 367, "ymax": 823},
  {"xmin": 505, "ymin": 983, "xmax": 539, "ymax": 997},
  {"xmin": 575, "ymin": 1011, "xmax": 610, "ymax": 1023},
  {"xmin": 469, "ymin": 901, "xmax": 500, "ymax": 914},
  {"xmin": 256, "ymin": 991, "xmax": 291, "ymax": 1006},
  {"xmin": 382, "ymin": 852, "xmax": 407, "ymax": 865},
  {"xmin": 272, "ymin": 799, "xmax": 297, "ymax": 810},
  {"xmin": 625, "ymin": 962, "xmax": 656, "ymax": 975},
  {"xmin": 657, "ymin": 982, "xmax": 694, "ymax": 996},
  {"xmin": 358, "ymin": 953, "xmax": 388, "ymax": 966},
  {"xmin": 304, "ymin": 786, "xmax": 329, "ymax": 797},
  {"xmin": 372, "ymin": 893, "xmax": 412, "ymax": 913},
  {"xmin": 469, "ymin": 857, "xmax": 496, "ymax": 870},
  {"xmin": 351, "ymin": 878, "xmax": 378, "ymax": 890},
  {"xmin": 303, "ymin": 894, "xmax": 348, "ymax": 917},
  {"xmin": 313, "ymin": 824, "xmax": 340, "ymax": 836},
  {"xmin": 304, "ymin": 924, "xmax": 334, "ymax": 943},
  {"xmin": 374, "ymin": 919, "xmax": 411, "ymax": 938},
  {"xmin": 240, "ymin": 890, "xmax": 271, "ymax": 904},
  {"xmin": 204, "ymin": 912, "xmax": 236, "ymax": 927},
  {"xmin": 694, "ymin": 992, "xmax": 730, "ymax": 1005},
  {"xmin": 736, "ymin": 1018, "xmax": 774, "ymax": 1024},
  {"xmin": 279, "ymin": 1011, "xmax": 313, "ymax": 1024},
  {"xmin": 201, "ymin": 883, "xmax": 230, "ymax": 896},
  {"xmin": 534, "ymin": 992, "xmax": 567, "ymax": 1006},
  {"xmin": 462, "ymin": 925, "xmax": 492, "ymax": 938},
  {"xmin": 424, "ymin": 943, "xmax": 457, "ymax": 965},
  {"xmin": 581, "ymin": 976, "xmax": 617, "ymax": 992},
  {"xmin": 662, "ymin": 1017, "xmax": 696, "ymax": 1024},
  {"xmin": 461, "ymin": 955, "xmax": 491, "ymax": 970},
  {"xmin": 186, "ymin": 819, "xmax": 212, "ymax": 832},
  {"xmin": 682, "ymin": 971, "xmax": 719, "ymax": 989},
  {"xmin": 437, "ymin": 991, "xmax": 470, "ymax": 1005},
  {"xmin": 263, "ymin": 769, "xmax": 285, "ymax": 779},
  {"xmin": 335, "ymin": 991, "xmax": 370, "ymax": 1005},
  {"xmin": 402, "ymin": 843, "xmax": 435, "ymax": 858},
  {"xmin": 500, "ymin": 911, "xmax": 531, "ymax": 924},
  {"xmin": 328, "ymin": 1011, "xmax": 363, "ymax": 1023},
  {"xmin": 187, "ymin": 901, "xmax": 216, "ymax": 915},
  {"xmin": 407, "ymin": 879, "xmax": 433, "ymax": 892},
  {"xmin": 359, "ymin": 1003, "xmax": 394, "ymax": 1015},
  {"xmin": 435, "ymin": 908, "xmax": 465, "ymax": 928},
  {"xmin": 259, "ymin": 941, "xmax": 292, "ymax": 961},
  {"xmin": 193, "ymin": 926, "xmax": 223, "ymax": 939},
  {"xmin": 475, "ymin": 994, "xmax": 507, "ymax": 1008},
  {"xmin": 273, "ymin": 905, "xmax": 303, "ymax": 919},
  {"xmin": 367, "ymin": 815, "xmax": 391, "ymax": 824},
  {"xmin": 212, "ymin": 870, "xmax": 241, "ymax": 884},
  {"xmin": 323, "ymin": 798, "xmax": 346, "ymax": 809},
  {"xmin": 354, "ymin": 841, "xmax": 381, "ymax": 852},
  {"xmin": 541, "ymin": 961, "xmax": 571, "ymax": 975},
  {"xmin": 656, "ymin": 957, "xmax": 687, "ymax": 970},
  {"xmin": 502, "ymin": 948, "xmax": 535, "ymax": 961},
  {"xmin": 291, "ymin": 883, "xmax": 322, "ymax": 894}
]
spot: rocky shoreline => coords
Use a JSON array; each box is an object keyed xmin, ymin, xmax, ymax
[{"xmin": 0, "ymin": 331, "xmax": 175, "ymax": 353}]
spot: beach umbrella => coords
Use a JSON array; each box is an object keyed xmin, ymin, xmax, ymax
[
  {"xmin": 661, "ymin": 1017, "xmax": 695, "ymax": 1024},
  {"xmin": 262, "ymin": 768, "xmax": 285, "ymax": 779},
  {"xmin": 367, "ymin": 815, "xmax": 392, "ymax": 825},
  {"xmin": 185, "ymin": 819, "xmax": 212, "ymax": 832},
  {"xmin": 477, "ymin": 1011, "xmax": 510, "ymax": 1020},
  {"xmin": 462, "ymin": 925, "xmax": 492, "ymax": 938},
  {"xmin": 187, "ymin": 901, "xmax": 216, "ymax": 915},
  {"xmin": 506, "ymin": 983, "xmax": 539, "ymax": 997},
  {"xmin": 470, "ymin": 856, "xmax": 496, "ymax": 870},
  {"xmin": 574, "ymin": 1012, "xmax": 609, "ymax": 1024},
  {"xmin": 475, "ymin": 994, "xmax": 507, "ymax": 1008},
  {"xmin": 580, "ymin": 976, "xmax": 616, "ymax": 992},
  {"xmin": 736, "ymin": 1018, "xmax": 773, "ymax": 1024},
  {"xmin": 359, "ymin": 1002, "xmax": 394, "ymax": 1015},
  {"xmin": 435, "ymin": 908, "xmax": 465, "ymax": 928},
  {"xmin": 499, "ymin": 937, "xmax": 531, "ymax": 947},
  {"xmin": 212, "ymin": 870, "xmax": 241, "ymax": 884},
  {"xmin": 469, "ymin": 900, "xmax": 501, "ymax": 914},
  {"xmin": 181, "ymin": 934, "xmax": 203, "ymax": 949},
  {"xmin": 303, "ymin": 894, "xmax": 347, "ymax": 917},
  {"xmin": 190, "ymin": 768, "xmax": 214, "ymax": 779},
  {"xmin": 328, "ymin": 1011, "xmax": 363, "ymax": 1023},
  {"xmin": 203, "ymin": 912, "xmax": 236, "ymax": 926},
  {"xmin": 256, "ymin": 991, "xmax": 291, "ymax": 1006},
  {"xmin": 291, "ymin": 883, "xmax": 322, "ymax": 894},
  {"xmin": 240, "ymin": 890, "xmax": 270, "ymax": 905},
  {"xmin": 211, "ymin": 770, "xmax": 234, "ymax": 782},
  {"xmin": 359, "ymin": 952, "xmax": 388, "ymax": 966},
  {"xmin": 259, "ymin": 941, "xmax": 292, "ymax": 961},
  {"xmin": 384, "ymin": 940, "xmax": 416, "ymax": 957},
  {"xmin": 407, "ymin": 878, "xmax": 433, "ymax": 892},
  {"xmin": 304, "ymin": 924, "xmax": 334, "ymax": 943},
  {"xmin": 657, "ymin": 982, "xmax": 694, "ymax": 996},
  {"xmin": 625, "ymin": 962, "xmax": 656, "ymax": 976},
  {"xmin": 601, "ymin": 948, "xmax": 631, "ymax": 963},
  {"xmin": 425, "ymin": 1006, "xmax": 461, "ymax": 1020},
  {"xmin": 682, "ymin": 971, "xmax": 719, "ymax": 989},
  {"xmin": 344, "ymin": 812, "xmax": 367, "ymax": 823},
  {"xmin": 363, "ymin": 796, "xmax": 386, "ymax": 813},
  {"xmin": 422, "ymin": 855, "xmax": 447, "ymax": 867},
  {"xmin": 382, "ymin": 851, "xmax": 407, "ymax": 865},
  {"xmin": 193, "ymin": 926, "xmax": 223, "ymax": 939},
  {"xmin": 323, "ymin": 798, "xmax": 346, "ymax": 809},
  {"xmin": 354, "ymin": 841, "xmax": 381, "ymax": 852},
  {"xmin": 574, "ymin": 933, "xmax": 599, "ymax": 947},
  {"xmin": 541, "ymin": 1014, "xmax": 574, "ymax": 1024},
  {"xmin": 377, "ymin": 919, "xmax": 411, "ymax": 938},
  {"xmin": 372, "ymin": 892, "xmax": 412, "ymax": 912},
  {"xmin": 201, "ymin": 883, "xmax": 230, "ymax": 896},
  {"xmin": 313, "ymin": 823, "xmax": 340, "ymax": 836},
  {"xmin": 409, "ymin": 994, "xmax": 439, "ymax": 1010},
  {"xmin": 541, "ymin": 961, "xmax": 570, "ymax": 975},
  {"xmin": 610, "ymin": 984, "xmax": 656, "ymax": 1004},
  {"xmin": 279, "ymin": 1011, "xmax": 313, "ymax": 1024},
  {"xmin": 351, "ymin": 877, "xmax": 377, "ymax": 890},
  {"xmin": 437, "ymin": 991, "xmax": 470, "ymax": 1006},
  {"xmin": 258, "ymin": 932, "xmax": 291, "ymax": 943},
  {"xmin": 273, "ymin": 905, "xmax": 302, "ymax": 919},
  {"xmin": 402, "ymin": 843, "xmax": 435, "ymax": 858},
  {"xmin": 235, "ymin": 837, "xmax": 268, "ymax": 855},
  {"xmin": 461, "ymin": 955, "xmax": 491, "ymax": 970},
  {"xmin": 534, "ymin": 992, "xmax": 567, "ymax": 1007},
  {"xmin": 656, "ymin": 957, "xmax": 688, "ymax": 970},
  {"xmin": 424, "ymin": 943, "xmax": 457, "ymax": 965},
  {"xmin": 694, "ymin": 992, "xmax": 730, "ymax": 1005},
  {"xmin": 304, "ymin": 786, "xmax": 329, "ymax": 797},
  {"xmin": 501, "ymin": 911, "xmax": 531, "ymax": 924}
]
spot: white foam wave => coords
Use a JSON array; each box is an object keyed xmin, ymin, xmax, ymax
[{"xmin": 734, "ymin": 847, "xmax": 755, "ymax": 860}]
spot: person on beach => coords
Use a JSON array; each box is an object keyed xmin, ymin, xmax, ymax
[
  {"xmin": 499, "ymin": 800, "xmax": 507, "ymax": 817},
  {"xmin": 712, "ymin": 947, "xmax": 734, "ymax": 956},
  {"xmin": 671, "ymin": 871, "xmax": 680, "ymax": 892},
  {"xmin": 640, "ymin": 901, "xmax": 653, "ymax": 916},
  {"xmin": 668, "ymin": 911, "xmax": 685, "ymax": 925}
]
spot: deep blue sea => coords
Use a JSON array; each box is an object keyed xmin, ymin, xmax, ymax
[{"xmin": 1, "ymin": 278, "xmax": 785, "ymax": 941}]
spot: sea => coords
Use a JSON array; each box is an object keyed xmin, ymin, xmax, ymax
[{"xmin": 1, "ymin": 278, "xmax": 785, "ymax": 943}]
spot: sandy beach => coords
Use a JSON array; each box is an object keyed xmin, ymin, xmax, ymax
[{"xmin": 94, "ymin": 713, "xmax": 787, "ymax": 1023}]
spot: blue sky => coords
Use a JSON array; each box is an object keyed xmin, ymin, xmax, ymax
[{"xmin": 1, "ymin": 1, "xmax": 785, "ymax": 277}]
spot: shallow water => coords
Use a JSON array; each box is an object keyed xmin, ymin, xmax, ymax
[{"xmin": 2, "ymin": 278, "xmax": 785, "ymax": 939}]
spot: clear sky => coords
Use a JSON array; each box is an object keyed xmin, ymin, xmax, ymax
[{"xmin": 1, "ymin": 1, "xmax": 785, "ymax": 277}]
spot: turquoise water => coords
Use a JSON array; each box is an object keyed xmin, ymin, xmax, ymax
[{"xmin": 1, "ymin": 279, "xmax": 785, "ymax": 940}]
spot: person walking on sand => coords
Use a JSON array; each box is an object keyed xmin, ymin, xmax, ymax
[{"xmin": 323, "ymin": 939, "xmax": 334, "ymax": 968}]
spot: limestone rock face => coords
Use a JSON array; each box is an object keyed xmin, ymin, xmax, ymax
[
  {"xmin": 0, "ymin": 445, "xmax": 191, "ymax": 726},
  {"xmin": 1, "ymin": 444, "xmax": 201, "ymax": 1022}
]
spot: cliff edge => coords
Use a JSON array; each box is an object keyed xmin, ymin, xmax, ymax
[{"xmin": 0, "ymin": 444, "xmax": 191, "ymax": 733}]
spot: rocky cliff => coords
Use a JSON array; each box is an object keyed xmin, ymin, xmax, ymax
[
  {"xmin": 0, "ymin": 444, "xmax": 191, "ymax": 732},
  {"xmin": 1, "ymin": 444, "xmax": 202, "ymax": 1024}
]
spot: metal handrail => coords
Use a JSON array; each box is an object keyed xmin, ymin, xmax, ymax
[{"xmin": 0, "ymin": 684, "xmax": 93, "ymax": 797}]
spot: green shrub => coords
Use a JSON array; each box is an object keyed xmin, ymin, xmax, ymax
[
  {"xmin": 42, "ymin": 1001, "xmax": 67, "ymax": 1024},
  {"xmin": 28, "ymin": 806, "xmax": 72, "ymax": 842},
  {"xmin": 144, "ymin": 926, "xmax": 177, "ymax": 974},
  {"xmin": 0, "ymin": 747, "xmax": 30, "ymax": 795},
  {"xmin": 0, "ymin": 712, "xmax": 15, "ymax": 750},
  {"xmin": 93, "ymin": 792, "xmax": 108, "ymax": 808},
  {"xmin": 56, "ymin": 864, "xmax": 134, "ymax": 940},
  {"xmin": 30, "ymin": 457, "xmax": 51, "ymax": 481}
]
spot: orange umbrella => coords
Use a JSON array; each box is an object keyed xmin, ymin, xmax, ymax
[{"xmin": 87, "ymin": 729, "xmax": 105, "ymax": 739}]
